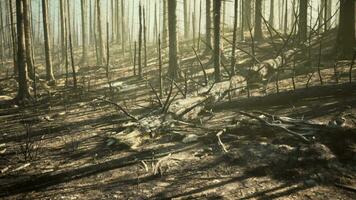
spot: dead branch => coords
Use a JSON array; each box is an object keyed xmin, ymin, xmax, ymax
[
  {"xmin": 98, "ymin": 98, "xmax": 138, "ymax": 121},
  {"xmin": 147, "ymin": 81, "xmax": 163, "ymax": 107},
  {"xmin": 239, "ymin": 111, "xmax": 310, "ymax": 143},
  {"xmin": 216, "ymin": 129, "xmax": 228, "ymax": 153},
  {"xmin": 192, "ymin": 46, "xmax": 208, "ymax": 86}
]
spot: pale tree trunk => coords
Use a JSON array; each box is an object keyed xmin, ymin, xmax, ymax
[
  {"xmin": 80, "ymin": 0, "xmax": 88, "ymax": 64},
  {"xmin": 213, "ymin": 0, "xmax": 221, "ymax": 82},
  {"xmin": 269, "ymin": 0, "xmax": 274, "ymax": 27},
  {"xmin": 167, "ymin": 0, "xmax": 179, "ymax": 79},
  {"xmin": 16, "ymin": 0, "xmax": 30, "ymax": 101},
  {"xmin": 96, "ymin": 0, "xmax": 105, "ymax": 65},
  {"xmin": 23, "ymin": 0, "xmax": 34, "ymax": 79},
  {"xmin": 162, "ymin": 0, "xmax": 168, "ymax": 47},
  {"xmin": 42, "ymin": 0, "xmax": 55, "ymax": 83},
  {"xmin": 9, "ymin": 0, "xmax": 17, "ymax": 75},
  {"xmin": 205, "ymin": 0, "xmax": 212, "ymax": 50},
  {"xmin": 121, "ymin": 0, "xmax": 125, "ymax": 54},
  {"xmin": 231, "ymin": 0, "xmax": 238, "ymax": 75},
  {"xmin": 184, "ymin": 0, "xmax": 189, "ymax": 38},
  {"xmin": 60, "ymin": 0, "xmax": 67, "ymax": 64}
]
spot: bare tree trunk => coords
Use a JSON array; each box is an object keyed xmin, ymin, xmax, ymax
[
  {"xmin": 162, "ymin": 0, "xmax": 168, "ymax": 47},
  {"xmin": 231, "ymin": 0, "xmax": 238, "ymax": 75},
  {"xmin": 16, "ymin": 0, "xmax": 30, "ymax": 102},
  {"xmin": 269, "ymin": 0, "xmax": 274, "ymax": 27},
  {"xmin": 336, "ymin": 0, "xmax": 356, "ymax": 58},
  {"xmin": 23, "ymin": 0, "xmax": 34, "ymax": 79},
  {"xmin": 42, "ymin": 0, "xmax": 55, "ymax": 83},
  {"xmin": 254, "ymin": 0, "xmax": 263, "ymax": 41},
  {"xmin": 66, "ymin": 0, "xmax": 77, "ymax": 89},
  {"xmin": 284, "ymin": 0, "xmax": 288, "ymax": 34},
  {"xmin": 184, "ymin": 0, "xmax": 189, "ymax": 38},
  {"xmin": 138, "ymin": 4, "xmax": 142, "ymax": 78},
  {"xmin": 96, "ymin": 0, "xmax": 105, "ymax": 65},
  {"xmin": 121, "ymin": 0, "xmax": 125, "ymax": 54},
  {"xmin": 80, "ymin": 0, "xmax": 88, "ymax": 64},
  {"xmin": 167, "ymin": 0, "xmax": 179, "ymax": 79},
  {"xmin": 298, "ymin": 0, "xmax": 308, "ymax": 42},
  {"xmin": 205, "ymin": 0, "xmax": 212, "ymax": 50},
  {"xmin": 9, "ymin": 0, "xmax": 17, "ymax": 75},
  {"xmin": 60, "ymin": 0, "xmax": 67, "ymax": 64},
  {"xmin": 213, "ymin": 0, "xmax": 221, "ymax": 82}
]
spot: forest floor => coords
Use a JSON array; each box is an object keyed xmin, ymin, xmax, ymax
[{"xmin": 0, "ymin": 30, "xmax": 356, "ymax": 199}]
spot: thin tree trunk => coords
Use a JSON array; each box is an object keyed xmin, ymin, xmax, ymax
[
  {"xmin": 205, "ymin": 0, "xmax": 212, "ymax": 50},
  {"xmin": 66, "ymin": 0, "xmax": 76, "ymax": 88},
  {"xmin": 213, "ymin": 0, "xmax": 221, "ymax": 82},
  {"xmin": 231, "ymin": 0, "xmax": 238, "ymax": 75},
  {"xmin": 42, "ymin": 0, "xmax": 55, "ymax": 83},
  {"xmin": 23, "ymin": 0, "xmax": 34, "ymax": 79},
  {"xmin": 269, "ymin": 0, "xmax": 274, "ymax": 27},
  {"xmin": 121, "ymin": 0, "xmax": 125, "ymax": 54},
  {"xmin": 9, "ymin": 0, "xmax": 17, "ymax": 75},
  {"xmin": 162, "ymin": 0, "xmax": 168, "ymax": 47},
  {"xmin": 138, "ymin": 4, "xmax": 142, "ymax": 78},
  {"xmin": 96, "ymin": 0, "xmax": 105, "ymax": 65},
  {"xmin": 184, "ymin": 0, "xmax": 189, "ymax": 38},
  {"xmin": 167, "ymin": 0, "xmax": 179, "ymax": 79},
  {"xmin": 80, "ymin": 0, "xmax": 88, "ymax": 64}
]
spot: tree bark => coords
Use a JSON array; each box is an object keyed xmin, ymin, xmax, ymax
[
  {"xmin": 60, "ymin": 0, "xmax": 67, "ymax": 64},
  {"xmin": 167, "ymin": 0, "xmax": 179, "ymax": 79},
  {"xmin": 269, "ymin": 0, "xmax": 274, "ymax": 27},
  {"xmin": 80, "ymin": 0, "xmax": 88, "ymax": 64},
  {"xmin": 298, "ymin": 0, "xmax": 308, "ymax": 42},
  {"xmin": 254, "ymin": 0, "xmax": 263, "ymax": 41},
  {"xmin": 162, "ymin": 0, "xmax": 168, "ymax": 47},
  {"xmin": 213, "ymin": 0, "xmax": 221, "ymax": 82},
  {"xmin": 96, "ymin": 0, "xmax": 105, "ymax": 65},
  {"xmin": 336, "ymin": 0, "xmax": 356, "ymax": 58},
  {"xmin": 42, "ymin": 0, "xmax": 55, "ymax": 83},
  {"xmin": 231, "ymin": 0, "xmax": 238, "ymax": 75},
  {"xmin": 205, "ymin": 0, "xmax": 212, "ymax": 50},
  {"xmin": 184, "ymin": 0, "xmax": 189, "ymax": 38},
  {"xmin": 23, "ymin": 0, "xmax": 34, "ymax": 79},
  {"xmin": 16, "ymin": 0, "xmax": 30, "ymax": 101}
]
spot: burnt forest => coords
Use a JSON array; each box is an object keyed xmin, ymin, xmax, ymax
[{"xmin": 0, "ymin": 0, "xmax": 356, "ymax": 199}]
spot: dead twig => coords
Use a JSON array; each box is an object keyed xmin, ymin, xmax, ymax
[{"xmin": 216, "ymin": 129, "xmax": 228, "ymax": 153}]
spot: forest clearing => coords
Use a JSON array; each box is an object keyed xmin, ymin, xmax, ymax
[{"xmin": 0, "ymin": 0, "xmax": 356, "ymax": 199}]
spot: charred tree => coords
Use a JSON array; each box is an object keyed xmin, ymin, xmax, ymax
[
  {"xmin": 205, "ymin": 0, "xmax": 212, "ymax": 51},
  {"xmin": 167, "ymin": 0, "xmax": 179, "ymax": 79},
  {"xmin": 96, "ymin": 0, "xmax": 105, "ymax": 65},
  {"xmin": 213, "ymin": 0, "xmax": 221, "ymax": 82},
  {"xmin": 80, "ymin": 0, "xmax": 88, "ymax": 64},
  {"xmin": 23, "ymin": 0, "xmax": 34, "ymax": 79},
  {"xmin": 254, "ymin": 0, "xmax": 263, "ymax": 41},
  {"xmin": 336, "ymin": 0, "xmax": 356, "ymax": 58},
  {"xmin": 162, "ymin": 0, "xmax": 168, "ymax": 47},
  {"xmin": 42, "ymin": 0, "xmax": 55, "ymax": 83},
  {"xmin": 15, "ymin": 0, "xmax": 30, "ymax": 102},
  {"xmin": 231, "ymin": 0, "xmax": 238, "ymax": 75},
  {"xmin": 298, "ymin": 0, "xmax": 308, "ymax": 42}
]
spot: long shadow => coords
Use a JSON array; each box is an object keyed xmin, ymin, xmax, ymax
[
  {"xmin": 0, "ymin": 142, "xmax": 198, "ymax": 198},
  {"xmin": 214, "ymin": 82, "xmax": 356, "ymax": 111}
]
